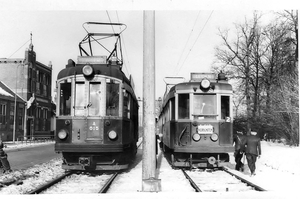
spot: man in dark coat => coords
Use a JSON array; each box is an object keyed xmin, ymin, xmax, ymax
[
  {"xmin": 233, "ymin": 131, "xmax": 246, "ymax": 171},
  {"xmin": 244, "ymin": 131, "xmax": 261, "ymax": 176},
  {"xmin": 0, "ymin": 140, "xmax": 12, "ymax": 173}
]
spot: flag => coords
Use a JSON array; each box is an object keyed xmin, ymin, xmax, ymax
[{"xmin": 27, "ymin": 94, "xmax": 35, "ymax": 109}]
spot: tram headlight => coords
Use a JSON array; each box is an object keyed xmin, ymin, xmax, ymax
[
  {"xmin": 192, "ymin": 133, "xmax": 201, "ymax": 142},
  {"xmin": 82, "ymin": 65, "xmax": 94, "ymax": 76},
  {"xmin": 210, "ymin": 133, "xmax": 219, "ymax": 142},
  {"xmin": 58, "ymin": 129, "xmax": 68, "ymax": 140},
  {"xmin": 200, "ymin": 79, "xmax": 210, "ymax": 89},
  {"xmin": 108, "ymin": 130, "xmax": 118, "ymax": 140}
]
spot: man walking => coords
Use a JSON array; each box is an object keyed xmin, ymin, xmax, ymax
[
  {"xmin": 0, "ymin": 140, "xmax": 12, "ymax": 173},
  {"xmin": 244, "ymin": 131, "xmax": 261, "ymax": 176},
  {"xmin": 233, "ymin": 131, "xmax": 246, "ymax": 171}
]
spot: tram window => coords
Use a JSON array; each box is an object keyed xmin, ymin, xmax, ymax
[
  {"xmin": 194, "ymin": 94, "xmax": 216, "ymax": 116},
  {"xmin": 178, "ymin": 94, "xmax": 189, "ymax": 119},
  {"xmin": 171, "ymin": 98, "xmax": 175, "ymax": 120},
  {"xmin": 106, "ymin": 81, "xmax": 120, "ymax": 116},
  {"xmin": 59, "ymin": 82, "xmax": 71, "ymax": 116},
  {"xmin": 221, "ymin": 96, "xmax": 230, "ymax": 119},
  {"xmin": 75, "ymin": 82, "xmax": 85, "ymax": 116},
  {"xmin": 123, "ymin": 91, "xmax": 131, "ymax": 119},
  {"xmin": 89, "ymin": 82, "xmax": 101, "ymax": 116},
  {"xmin": 165, "ymin": 102, "xmax": 170, "ymax": 122}
]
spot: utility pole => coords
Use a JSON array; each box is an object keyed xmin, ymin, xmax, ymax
[
  {"xmin": 13, "ymin": 64, "xmax": 19, "ymax": 143},
  {"xmin": 142, "ymin": 10, "xmax": 161, "ymax": 192}
]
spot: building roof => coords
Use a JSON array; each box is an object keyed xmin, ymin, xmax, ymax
[
  {"xmin": 0, "ymin": 81, "xmax": 25, "ymax": 102},
  {"xmin": 0, "ymin": 58, "xmax": 24, "ymax": 63}
]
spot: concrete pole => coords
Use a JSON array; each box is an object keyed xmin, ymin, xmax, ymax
[
  {"xmin": 142, "ymin": 10, "xmax": 161, "ymax": 192},
  {"xmin": 23, "ymin": 107, "xmax": 27, "ymax": 140},
  {"xmin": 13, "ymin": 65, "xmax": 19, "ymax": 143}
]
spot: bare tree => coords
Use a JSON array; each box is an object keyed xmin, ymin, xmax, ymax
[
  {"xmin": 215, "ymin": 13, "xmax": 260, "ymax": 134},
  {"xmin": 214, "ymin": 11, "xmax": 298, "ymax": 144}
]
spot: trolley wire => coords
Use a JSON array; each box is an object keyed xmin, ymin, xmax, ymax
[
  {"xmin": 106, "ymin": 10, "xmax": 116, "ymax": 34},
  {"xmin": 116, "ymin": 11, "xmax": 131, "ymax": 77},
  {"xmin": 174, "ymin": 11, "xmax": 201, "ymax": 76},
  {"xmin": 106, "ymin": 10, "xmax": 131, "ymax": 77},
  {"xmin": 176, "ymin": 11, "xmax": 214, "ymax": 75}
]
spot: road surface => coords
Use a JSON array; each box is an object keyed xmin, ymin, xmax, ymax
[{"xmin": 5, "ymin": 143, "xmax": 61, "ymax": 170}]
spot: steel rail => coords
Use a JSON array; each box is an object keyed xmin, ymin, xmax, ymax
[
  {"xmin": 181, "ymin": 169, "xmax": 202, "ymax": 192},
  {"xmin": 98, "ymin": 172, "xmax": 119, "ymax": 193},
  {"xmin": 27, "ymin": 171, "xmax": 73, "ymax": 194},
  {"xmin": 222, "ymin": 166, "xmax": 267, "ymax": 191}
]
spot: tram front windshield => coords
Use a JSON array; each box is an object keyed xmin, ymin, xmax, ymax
[
  {"xmin": 59, "ymin": 78, "xmax": 121, "ymax": 117},
  {"xmin": 193, "ymin": 94, "xmax": 216, "ymax": 118}
]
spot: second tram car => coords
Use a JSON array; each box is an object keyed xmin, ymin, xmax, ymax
[
  {"xmin": 55, "ymin": 22, "xmax": 139, "ymax": 171},
  {"xmin": 158, "ymin": 72, "xmax": 234, "ymax": 168}
]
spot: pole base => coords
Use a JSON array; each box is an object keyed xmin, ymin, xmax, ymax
[{"xmin": 142, "ymin": 177, "xmax": 161, "ymax": 192}]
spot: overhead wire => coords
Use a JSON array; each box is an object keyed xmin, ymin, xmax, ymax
[
  {"xmin": 115, "ymin": 11, "xmax": 131, "ymax": 77},
  {"xmin": 174, "ymin": 11, "xmax": 201, "ymax": 76},
  {"xmin": 106, "ymin": 10, "xmax": 130, "ymax": 77},
  {"xmin": 176, "ymin": 10, "xmax": 214, "ymax": 75},
  {"xmin": 106, "ymin": 10, "xmax": 116, "ymax": 34}
]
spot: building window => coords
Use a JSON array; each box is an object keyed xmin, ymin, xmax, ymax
[
  {"xmin": 36, "ymin": 83, "xmax": 40, "ymax": 94},
  {"xmin": 44, "ymin": 109, "xmax": 48, "ymax": 119},
  {"xmin": 0, "ymin": 102, "xmax": 7, "ymax": 128},
  {"xmin": 10, "ymin": 104, "xmax": 14, "ymax": 130},
  {"xmin": 36, "ymin": 70, "xmax": 39, "ymax": 82},
  {"xmin": 39, "ymin": 72, "xmax": 43, "ymax": 82},
  {"xmin": 36, "ymin": 107, "xmax": 41, "ymax": 118},
  {"xmin": 18, "ymin": 106, "xmax": 24, "ymax": 130},
  {"xmin": 28, "ymin": 68, "xmax": 32, "ymax": 78},
  {"xmin": 31, "ymin": 81, "xmax": 35, "ymax": 93},
  {"xmin": 43, "ymin": 85, "xmax": 47, "ymax": 96}
]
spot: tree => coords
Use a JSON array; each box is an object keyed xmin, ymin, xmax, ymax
[
  {"xmin": 214, "ymin": 13, "xmax": 260, "ymax": 134},
  {"xmin": 214, "ymin": 11, "xmax": 299, "ymax": 145}
]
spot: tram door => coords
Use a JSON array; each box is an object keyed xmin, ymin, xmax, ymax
[{"xmin": 72, "ymin": 79, "xmax": 106, "ymax": 143}]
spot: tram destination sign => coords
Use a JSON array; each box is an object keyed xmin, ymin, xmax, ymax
[
  {"xmin": 77, "ymin": 56, "xmax": 107, "ymax": 64},
  {"xmin": 190, "ymin": 73, "xmax": 216, "ymax": 81}
]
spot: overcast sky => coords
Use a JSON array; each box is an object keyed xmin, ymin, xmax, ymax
[{"xmin": 0, "ymin": 0, "xmax": 297, "ymax": 99}]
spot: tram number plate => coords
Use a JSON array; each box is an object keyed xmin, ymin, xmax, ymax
[
  {"xmin": 89, "ymin": 121, "xmax": 99, "ymax": 131},
  {"xmin": 89, "ymin": 126, "xmax": 99, "ymax": 131}
]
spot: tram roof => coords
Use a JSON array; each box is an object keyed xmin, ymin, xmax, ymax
[
  {"xmin": 57, "ymin": 63, "xmax": 130, "ymax": 85},
  {"xmin": 162, "ymin": 81, "xmax": 232, "ymax": 105}
]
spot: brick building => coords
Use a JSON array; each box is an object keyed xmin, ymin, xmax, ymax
[
  {"xmin": 0, "ymin": 81, "xmax": 26, "ymax": 141},
  {"xmin": 0, "ymin": 43, "xmax": 53, "ymax": 141}
]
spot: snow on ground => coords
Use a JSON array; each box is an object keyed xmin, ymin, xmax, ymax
[
  {"xmin": 0, "ymin": 140, "xmax": 299, "ymax": 198},
  {"xmin": 3, "ymin": 140, "xmax": 55, "ymax": 151},
  {"xmin": 226, "ymin": 141, "xmax": 300, "ymax": 193}
]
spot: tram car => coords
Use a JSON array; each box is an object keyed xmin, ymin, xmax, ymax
[
  {"xmin": 55, "ymin": 22, "xmax": 139, "ymax": 171},
  {"xmin": 158, "ymin": 72, "xmax": 234, "ymax": 168}
]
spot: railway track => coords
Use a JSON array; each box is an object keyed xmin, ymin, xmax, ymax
[
  {"xmin": 27, "ymin": 171, "xmax": 73, "ymax": 194},
  {"xmin": 27, "ymin": 171, "xmax": 119, "ymax": 194},
  {"xmin": 182, "ymin": 167, "xmax": 266, "ymax": 192},
  {"xmin": 26, "ymin": 140, "xmax": 141, "ymax": 194}
]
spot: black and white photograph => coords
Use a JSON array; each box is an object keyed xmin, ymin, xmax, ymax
[{"xmin": 0, "ymin": 0, "xmax": 298, "ymax": 198}]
